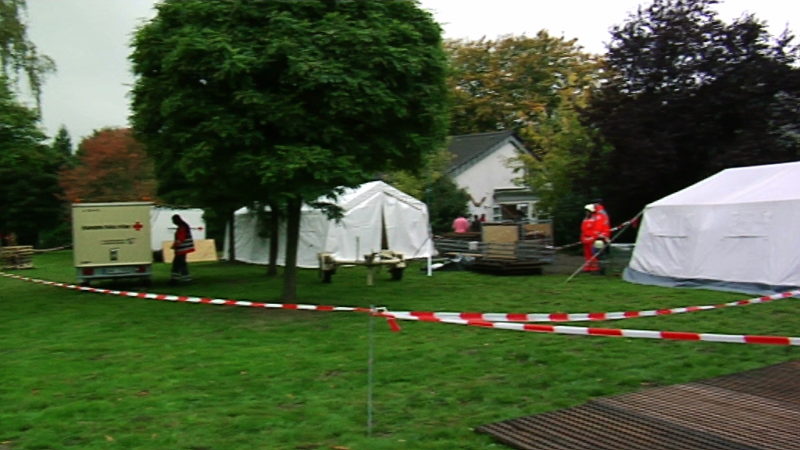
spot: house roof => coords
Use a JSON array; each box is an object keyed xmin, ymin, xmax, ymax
[{"xmin": 445, "ymin": 130, "xmax": 527, "ymax": 176}]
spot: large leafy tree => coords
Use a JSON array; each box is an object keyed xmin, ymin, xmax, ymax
[
  {"xmin": 584, "ymin": 0, "xmax": 800, "ymax": 223},
  {"xmin": 0, "ymin": 0, "xmax": 55, "ymax": 110},
  {"xmin": 0, "ymin": 75, "xmax": 62, "ymax": 245},
  {"xmin": 446, "ymin": 34, "xmax": 602, "ymax": 141},
  {"xmin": 59, "ymin": 128, "xmax": 157, "ymax": 203},
  {"xmin": 131, "ymin": 0, "xmax": 449, "ymax": 300}
]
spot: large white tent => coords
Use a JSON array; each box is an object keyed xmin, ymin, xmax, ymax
[
  {"xmin": 225, "ymin": 181, "xmax": 434, "ymax": 268},
  {"xmin": 624, "ymin": 161, "xmax": 800, "ymax": 295}
]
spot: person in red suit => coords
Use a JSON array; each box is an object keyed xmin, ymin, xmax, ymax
[
  {"xmin": 581, "ymin": 203, "xmax": 611, "ymax": 273},
  {"xmin": 580, "ymin": 204, "xmax": 599, "ymax": 272}
]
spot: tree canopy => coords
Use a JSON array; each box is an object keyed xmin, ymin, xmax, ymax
[
  {"xmin": 584, "ymin": 0, "xmax": 800, "ymax": 223},
  {"xmin": 0, "ymin": 75, "xmax": 62, "ymax": 245},
  {"xmin": 59, "ymin": 128, "xmax": 157, "ymax": 204},
  {"xmin": 0, "ymin": 0, "xmax": 55, "ymax": 110},
  {"xmin": 446, "ymin": 33, "xmax": 602, "ymax": 142},
  {"xmin": 130, "ymin": 0, "xmax": 450, "ymax": 299}
]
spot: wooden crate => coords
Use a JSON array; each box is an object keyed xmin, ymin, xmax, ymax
[{"xmin": 1, "ymin": 245, "xmax": 34, "ymax": 269}]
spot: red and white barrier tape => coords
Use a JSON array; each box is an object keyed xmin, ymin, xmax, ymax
[
  {"xmin": 377, "ymin": 312, "xmax": 800, "ymax": 346},
  {"xmin": 385, "ymin": 290, "xmax": 800, "ymax": 323},
  {"xmin": 6, "ymin": 272, "xmax": 798, "ymax": 345},
  {"xmin": 0, "ymin": 273, "xmax": 371, "ymax": 313}
]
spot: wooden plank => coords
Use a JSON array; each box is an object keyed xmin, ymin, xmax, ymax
[
  {"xmin": 482, "ymin": 224, "xmax": 519, "ymax": 244},
  {"xmin": 1, "ymin": 245, "xmax": 34, "ymax": 269},
  {"xmin": 161, "ymin": 239, "xmax": 218, "ymax": 263}
]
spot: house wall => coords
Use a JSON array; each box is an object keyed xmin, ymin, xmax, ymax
[{"xmin": 452, "ymin": 141, "xmax": 524, "ymax": 219}]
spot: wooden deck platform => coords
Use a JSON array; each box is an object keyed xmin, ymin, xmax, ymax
[{"xmin": 477, "ymin": 360, "xmax": 800, "ymax": 449}]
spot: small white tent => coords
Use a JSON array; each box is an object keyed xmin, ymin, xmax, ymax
[
  {"xmin": 226, "ymin": 181, "xmax": 434, "ymax": 268},
  {"xmin": 624, "ymin": 161, "xmax": 800, "ymax": 295}
]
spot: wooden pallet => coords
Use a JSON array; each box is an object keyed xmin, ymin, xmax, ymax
[
  {"xmin": 477, "ymin": 360, "xmax": 800, "ymax": 449},
  {"xmin": 1, "ymin": 245, "xmax": 34, "ymax": 269}
]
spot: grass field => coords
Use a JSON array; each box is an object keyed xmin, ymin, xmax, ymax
[{"xmin": 1, "ymin": 251, "xmax": 797, "ymax": 449}]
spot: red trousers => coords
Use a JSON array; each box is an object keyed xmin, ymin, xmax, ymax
[{"xmin": 582, "ymin": 242, "xmax": 600, "ymax": 271}]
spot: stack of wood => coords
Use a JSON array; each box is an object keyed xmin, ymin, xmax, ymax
[
  {"xmin": 433, "ymin": 223, "xmax": 555, "ymax": 275},
  {"xmin": 1, "ymin": 245, "xmax": 34, "ymax": 270}
]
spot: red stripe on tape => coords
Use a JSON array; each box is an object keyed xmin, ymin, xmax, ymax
[
  {"xmin": 549, "ymin": 313, "xmax": 569, "ymax": 321},
  {"xmin": 661, "ymin": 331, "xmax": 701, "ymax": 341},
  {"xmin": 744, "ymin": 335, "xmax": 791, "ymax": 346},
  {"xmin": 411, "ymin": 312, "xmax": 440, "ymax": 322},
  {"xmin": 523, "ymin": 324, "xmax": 555, "ymax": 332},
  {"xmin": 507, "ymin": 313, "xmax": 529, "ymax": 322},
  {"xmin": 460, "ymin": 312, "xmax": 484, "ymax": 320},
  {"xmin": 588, "ymin": 313, "xmax": 607, "ymax": 321},
  {"xmin": 589, "ymin": 328, "xmax": 623, "ymax": 336}
]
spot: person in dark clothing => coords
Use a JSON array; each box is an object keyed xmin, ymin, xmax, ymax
[
  {"xmin": 170, "ymin": 214, "xmax": 195, "ymax": 284},
  {"xmin": 470, "ymin": 215, "xmax": 482, "ymax": 232}
]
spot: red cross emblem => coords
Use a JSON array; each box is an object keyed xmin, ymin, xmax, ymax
[{"xmin": 133, "ymin": 221, "xmax": 143, "ymax": 231}]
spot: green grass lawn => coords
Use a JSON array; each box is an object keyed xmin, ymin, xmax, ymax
[{"xmin": 1, "ymin": 251, "xmax": 797, "ymax": 449}]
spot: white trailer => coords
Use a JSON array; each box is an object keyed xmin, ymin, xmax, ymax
[{"xmin": 71, "ymin": 202, "xmax": 153, "ymax": 285}]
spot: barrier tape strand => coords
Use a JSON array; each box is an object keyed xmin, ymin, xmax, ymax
[
  {"xmin": 377, "ymin": 312, "xmax": 800, "ymax": 346},
  {"xmin": 5, "ymin": 272, "xmax": 797, "ymax": 345},
  {"xmin": 384, "ymin": 290, "xmax": 799, "ymax": 323},
  {"xmin": 1, "ymin": 273, "xmax": 370, "ymax": 313}
]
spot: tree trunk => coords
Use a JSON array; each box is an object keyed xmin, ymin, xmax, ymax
[
  {"xmin": 267, "ymin": 201, "xmax": 280, "ymax": 276},
  {"xmin": 227, "ymin": 208, "xmax": 236, "ymax": 262},
  {"xmin": 282, "ymin": 197, "xmax": 302, "ymax": 301}
]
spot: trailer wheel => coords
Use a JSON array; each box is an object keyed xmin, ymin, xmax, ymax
[{"xmin": 390, "ymin": 267, "xmax": 404, "ymax": 281}]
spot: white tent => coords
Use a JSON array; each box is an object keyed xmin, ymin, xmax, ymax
[
  {"xmin": 150, "ymin": 207, "xmax": 206, "ymax": 251},
  {"xmin": 226, "ymin": 181, "xmax": 434, "ymax": 268},
  {"xmin": 624, "ymin": 161, "xmax": 800, "ymax": 295}
]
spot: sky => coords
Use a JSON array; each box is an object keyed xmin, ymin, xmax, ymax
[{"xmin": 23, "ymin": 0, "xmax": 798, "ymax": 143}]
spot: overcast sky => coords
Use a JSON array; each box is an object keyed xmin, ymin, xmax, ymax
[{"xmin": 24, "ymin": 0, "xmax": 798, "ymax": 143}]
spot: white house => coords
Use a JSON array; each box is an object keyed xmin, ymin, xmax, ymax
[{"xmin": 446, "ymin": 130, "xmax": 541, "ymax": 222}]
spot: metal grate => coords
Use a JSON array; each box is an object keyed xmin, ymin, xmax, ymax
[{"xmin": 477, "ymin": 360, "xmax": 800, "ymax": 450}]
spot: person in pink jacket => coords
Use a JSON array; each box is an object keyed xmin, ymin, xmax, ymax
[{"xmin": 452, "ymin": 216, "xmax": 470, "ymax": 233}]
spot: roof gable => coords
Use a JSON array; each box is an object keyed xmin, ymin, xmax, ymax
[{"xmin": 445, "ymin": 130, "xmax": 530, "ymax": 176}]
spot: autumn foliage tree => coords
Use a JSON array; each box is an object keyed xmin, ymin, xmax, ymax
[{"xmin": 59, "ymin": 128, "xmax": 157, "ymax": 203}]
